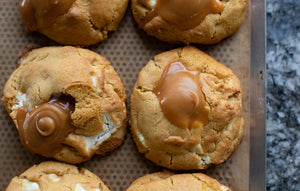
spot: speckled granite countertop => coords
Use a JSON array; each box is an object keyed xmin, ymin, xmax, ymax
[{"xmin": 266, "ymin": 0, "xmax": 300, "ymax": 190}]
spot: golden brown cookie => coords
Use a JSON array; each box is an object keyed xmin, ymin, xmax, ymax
[
  {"xmin": 130, "ymin": 46, "xmax": 244, "ymax": 170},
  {"xmin": 131, "ymin": 0, "xmax": 247, "ymax": 44},
  {"xmin": 2, "ymin": 46, "xmax": 127, "ymax": 164},
  {"xmin": 126, "ymin": 171, "xmax": 231, "ymax": 191},
  {"xmin": 6, "ymin": 161, "xmax": 110, "ymax": 191},
  {"xmin": 19, "ymin": 0, "xmax": 129, "ymax": 46}
]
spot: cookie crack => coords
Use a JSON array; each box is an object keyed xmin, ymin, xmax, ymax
[
  {"xmin": 139, "ymin": 0, "xmax": 152, "ymax": 10},
  {"xmin": 136, "ymin": 86, "xmax": 154, "ymax": 93},
  {"xmin": 170, "ymin": 177, "xmax": 174, "ymax": 190},
  {"xmin": 211, "ymin": 30, "xmax": 217, "ymax": 40},
  {"xmin": 111, "ymin": 7, "xmax": 116, "ymax": 25},
  {"xmin": 88, "ymin": 18, "xmax": 101, "ymax": 32},
  {"xmin": 176, "ymin": 48, "xmax": 184, "ymax": 59},
  {"xmin": 86, "ymin": 4, "xmax": 107, "ymax": 36},
  {"xmin": 144, "ymin": 148, "xmax": 150, "ymax": 154},
  {"xmin": 228, "ymin": 90, "xmax": 241, "ymax": 99},
  {"xmin": 154, "ymin": 115, "xmax": 164, "ymax": 125},
  {"xmin": 87, "ymin": 3, "xmax": 116, "ymax": 36},
  {"xmin": 191, "ymin": 174, "xmax": 214, "ymax": 190},
  {"xmin": 201, "ymin": 87, "xmax": 213, "ymax": 119},
  {"xmin": 25, "ymin": 52, "xmax": 50, "ymax": 66},
  {"xmin": 153, "ymin": 59, "xmax": 162, "ymax": 69}
]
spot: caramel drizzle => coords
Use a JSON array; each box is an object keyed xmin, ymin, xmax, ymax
[
  {"xmin": 12, "ymin": 95, "xmax": 75, "ymax": 157},
  {"xmin": 140, "ymin": 0, "xmax": 224, "ymax": 30},
  {"xmin": 154, "ymin": 61, "xmax": 209, "ymax": 129},
  {"xmin": 19, "ymin": 0, "xmax": 76, "ymax": 31}
]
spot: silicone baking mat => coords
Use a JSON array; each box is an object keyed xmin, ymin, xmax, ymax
[{"xmin": 0, "ymin": 1, "xmax": 250, "ymax": 190}]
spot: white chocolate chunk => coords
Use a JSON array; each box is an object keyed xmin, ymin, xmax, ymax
[
  {"xmin": 75, "ymin": 184, "xmax": 86, "ymax": 191},
  {"xmin": 148, "ymin": 0, "xmax": 156, "ymax": 7},
  {"xmin": 220, "ymin": 185, "xmax": 230, "ymax": 191},
  {"xmin": 227, "ymin": 122, "xmax": 233, "ymax": 131},
  {"xmin": 75, "ymin": 183, "xmax": 101, "ymax": 191},
  {"xmin": 92, "ymin": 76, "xmax": 98, "ymax": 87},
  {"xmin": 20, "ymin": 179, "xmax": 40, "ymax": 191},
  {"xmin": 48, "ymin": 174, "xmax": 60, "ymax": 182},
  {"xmin": 83, "ymin": 114, "xmax": 117, "ymax": 152},
  {"xmin": 192, "ymin": 143, "xmax": 204, "ymax": 154},
  {"xmin": 137, "ymin": 132, "xmax": 146, "ymax": 145},
  {"xmin": 12, "ymin": 92, "xmax": 31, "ymax": 110},
  {"xmin": 91, "ymin": 75, "xmax": 101, "ymax": 94},
  {"xmin": 198, "ymin": 156, "xmax": 211, "ymax": 166}
]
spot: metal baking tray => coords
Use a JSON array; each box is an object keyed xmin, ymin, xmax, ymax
[
  {"xmin": 249, "ymin": 0, "xmax": 266, "ymax": 190},
  {"xmin": 0, "ymin": 0, "xmax": 265, "ymax": 190}
]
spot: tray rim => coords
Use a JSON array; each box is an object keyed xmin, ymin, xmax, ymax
[{"xmin": 249, "ymin": 0, "xmax": 266, "ymax": 190}]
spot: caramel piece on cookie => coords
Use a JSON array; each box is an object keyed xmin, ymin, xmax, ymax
[
  {"xmin": 19, "ymin": 0, "xmax": 129, "ymax": 46},
  {"xmin": 130, "ymin": 46, "xmax": 244, "ymax": 170},
  {"xmin": 132, "ymin": 0, "xmax": 247, "ymax": 44}
]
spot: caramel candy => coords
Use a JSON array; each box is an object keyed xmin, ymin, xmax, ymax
[
  {"xmin": 11, "ymin": 95, "xmax": 75, "ymax": 157},
  {"xmin": 141, "ymin": 0, "xmax": 224, "ymax": 30},
  {"xmin": 154, "ymin": 61, "xmax": 209, "ymax": 129},
  {"xmin": 19, "ymin": 0, "xmax": 76, "ymax": 31}
]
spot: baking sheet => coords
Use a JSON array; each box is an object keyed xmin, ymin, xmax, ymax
[{"xmin": 0, "ymin": 1, "xmax": 254, "ymax": 190}]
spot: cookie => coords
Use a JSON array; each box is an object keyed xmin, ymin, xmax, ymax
[
  {"xmin": 130, "ymin": 46, "xmax": 244, "ymax": 170},
  {"xmin": 6, "ymin": 161, "xmax": 110, "ymax": 191},
  {"xmin": 126, "ymin": 171, "xmax": 231, "ymax": 191},
  {"xmin": 131, "ymin": 0, "xmax": 247, "ymax": 44},
  {"xmin": 2, "ymin": 46, "xmax": 127, "ymax": 164},
  {"xmin": 19, "ymin": 0, "xmax": 129, "ymax": 46}
]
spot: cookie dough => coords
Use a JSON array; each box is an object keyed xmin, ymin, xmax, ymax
[
  {"xmin": 2, "ymin": 46, "xmax": 127, "ymax": 164},
  {"xmin": 130, "ymin": 46, "xmax": 244, "ymax": 170}
]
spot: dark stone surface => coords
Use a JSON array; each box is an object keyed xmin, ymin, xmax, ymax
[{"xmin": 266, "ymin": 0, "xmax": 300, "ymax": 190}]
